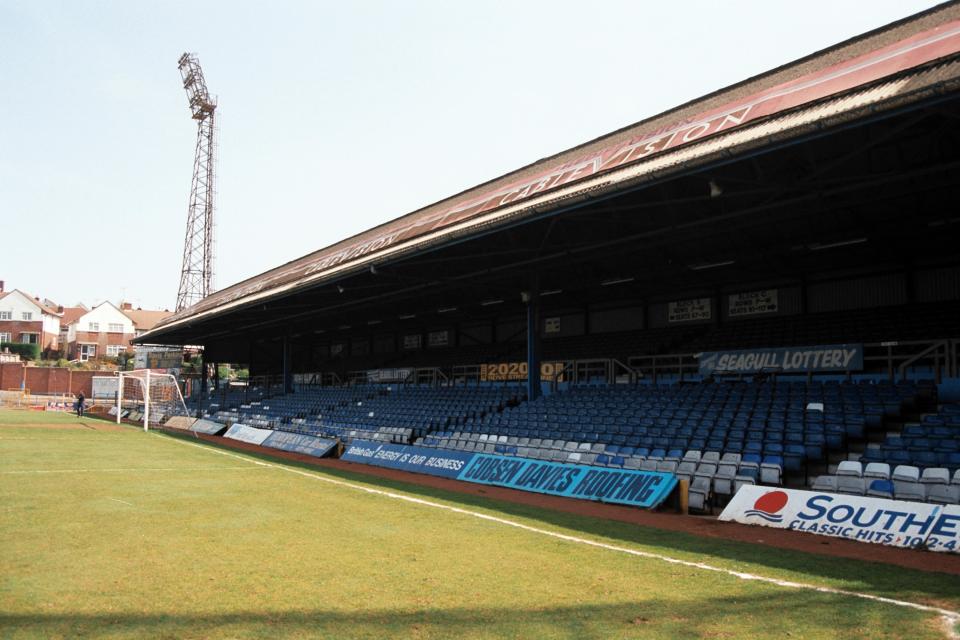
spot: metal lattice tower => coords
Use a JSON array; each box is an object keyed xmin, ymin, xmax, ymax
[{"xmin": 175, "ymin": 53, "xmax": 217, "ymax": 311}]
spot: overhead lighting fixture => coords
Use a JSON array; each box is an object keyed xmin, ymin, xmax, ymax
[
  {"xmin": 927, "ymin": 217, "xmax": 960, "ymax": 227},
  {"xmin": 313, "ymin": 329, "xmax": 325, "ymax": 334},
  {"xmin": 438, "ymin": 307, "xmax": 457, "ymax": 313},
  {"xmin": 336, "ymin": 285, "xmax": 345, "ymax": 293},
  {"xmin": 688, "ymin": 260, "xmax": 735, "ymax": 271},
  {"xmin": 366, "ymin": 320, "xmax": 381, "ymax": 325},
  {"xmin": 398, "ymin": 314, "xmax": 416, "ymax": 320},
  {"xmin": 541, "ymin": 289, "xmax": 563, "ymax": 296},
  {"xmin": 369, "ymin": 264, "xmax": 378, "ymax": 275},
  {"xmin": 601, "ymin": 277, "xmax": 635, "ymax": 287},
  {"xmin": 808, "ymin": 237, "xmax": 867, "ymax": 251},
  {"xmin": 480, "ymin": 299, "xmax": 504, "ymax": 306},
  {"xmin": 337, "ymin": 324, "xmax": 351, "ymax": 330}
]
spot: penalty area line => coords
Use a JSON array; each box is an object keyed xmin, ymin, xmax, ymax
[{"xmin": 158, "ymin": 434, "xmax": 960, "ymax": 634}]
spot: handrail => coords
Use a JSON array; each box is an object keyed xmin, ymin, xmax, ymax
[
  {"xmin": 897, "ymin": 339, "xmax": 948, "ymax": 383},
  {"xmin": 551, "ymin": 361, "xmax": 576, "ymax": 392},
  {"xmin": 611, "ymin": 358, "xmax": 640, "ymax": 384}
]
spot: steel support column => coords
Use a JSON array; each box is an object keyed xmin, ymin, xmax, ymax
[
  {"xmin": 199, "ymin": 352, "xmax": 208, "ymax": 412},
  {"xmin": 526, "ymin": 277, "xmax": 541, "ymax": 401},
  {"xmin": 282, "ymin": 334, "xmax": 293, "ymax": 394}
]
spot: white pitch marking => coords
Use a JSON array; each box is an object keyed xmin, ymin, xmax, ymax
[
  {"xmin": 108, "ymin": 497, "xmax": 134, "ymax": 506},
  {"xmin": 0, "ymin": 466, "xmax": 266, "ymax": 475},
  {"xmin": 158, "ymin": 435, "xmax": 960, "ymax": 635}
]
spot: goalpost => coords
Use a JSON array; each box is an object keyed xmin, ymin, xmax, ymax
[{"xmin": 116, "ymin": 370, "xmax": 189, "ymax": 431}]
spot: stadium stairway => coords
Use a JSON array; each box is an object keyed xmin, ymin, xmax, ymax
[{"xmin": 810, "ymin": 402, "xmax": 960, "ymax": 504}]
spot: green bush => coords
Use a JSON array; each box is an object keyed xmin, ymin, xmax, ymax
[{"xmin": 0, "ymin": 343, "xmax": 41, "ymax": 361}]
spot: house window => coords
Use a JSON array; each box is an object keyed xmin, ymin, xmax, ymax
[
  {"xmin": 0, "ymin": 311, "xmax": 10, "ymax": 320},
  {"xmin": 108, "ymin": 323, "xmax": 124, "ymax": 333},
  {"xmin": 0, "ymin": 332, "xmax": 10, "ymax": 343},
  {"xmin": 88, "ymin": 322, "xmax": 100, "ymax": 332},
  {"xmin": 79, "ymin": 344, "xmax": 96, "ymax": 361},
  {"xmin": 106, "ymin": 344, "xmax": 125, "ymax": 356},
  {"xmin": 20, "ymin": 333, "xmax": 38, "ymax": 344},
  {"xmin": 21, "ymin": 312, "xmax": 32, "ymax": 321}
]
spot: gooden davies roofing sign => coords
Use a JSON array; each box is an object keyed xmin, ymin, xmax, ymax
[
  {"xmin": 459, "ymin": 454, "xmax": 676, "ymax": 509},
  {"xmin": 341, "ymin": 443, "xmax": 676, "ymax": 508},
  {"xmin": 699, "ymin": 344, "xmax": 863, "ymax": 375},
  {"xmin": 720, "ymin": 486, "xmax": 960, "ymax": 553}
]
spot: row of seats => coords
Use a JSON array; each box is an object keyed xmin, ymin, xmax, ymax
[
  {"xmin": 202, "ymin": 384, "xmax": 523, "ymax": 445},
  {"xmin": 812, "ymin": 462, "xmax": 960, "ymax": 504},
  {"xmin": 858, "ymin": 404, "xmax": 960, "ymax": 471}
]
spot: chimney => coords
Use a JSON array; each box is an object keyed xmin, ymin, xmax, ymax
[
  {"xmin": 0, "ymin": 280, "xmax": 4, "ymax": 292},
  {"xmin": 121, "ymin": 302, "xmax": 133, "ymax": 311},
  {"xmin": 57, "ymin": 305, "xmax": 64, "ymax": 313}
]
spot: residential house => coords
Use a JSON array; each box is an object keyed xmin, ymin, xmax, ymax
[
  {"xmin": 0, "ymin": 282, "xmax": 63, "ymax": 353},
  {"xmin": 57, "ymin": 305, "xmax": 88, "ymax": 352},
  {"xmin": 65, "ymin": 302, "xmax": 172, "ymax": 361}
]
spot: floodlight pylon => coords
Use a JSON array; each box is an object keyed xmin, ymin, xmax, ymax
[{"xmin": 175, "ymin": 52, "xmax": 217, "ymax": 311}]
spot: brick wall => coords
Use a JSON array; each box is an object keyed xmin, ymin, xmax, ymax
[
  {"xmin": 0, "ymin": 363, "xmax": 102, "ymax": 397},
  {"xmin": 0, "ymin": 362, "xmax": 24, "ymax": 391}
]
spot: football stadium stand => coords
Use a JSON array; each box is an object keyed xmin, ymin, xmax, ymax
[{"xmin": 143, "ymin": 5, "xmax": 960, "ymax": 523}]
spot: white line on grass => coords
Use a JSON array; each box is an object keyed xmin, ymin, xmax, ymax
[
  {"xmin": 0, "ymin": 466, "xmax": 266, "ymax": 475},
  {"xmin": 108, "ymin": 497, "xmax": 134, "ymax": 506},
  {"xmin": 159, "ymin": 435, "xmax": 960, "ymax": 636}
]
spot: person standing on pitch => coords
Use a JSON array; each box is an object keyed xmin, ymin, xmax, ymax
[{"xmin": 75, "ymin": 392, "xmax": 85, "ymax": 418}]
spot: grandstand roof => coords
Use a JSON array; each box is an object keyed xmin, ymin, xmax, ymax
[{"xmin": 141, "ymin": 3, "xmax": 960, "ymax": 345}]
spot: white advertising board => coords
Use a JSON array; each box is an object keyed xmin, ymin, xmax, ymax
[
  {"xmin": 728, "ymin": 289, "xmax": 778, "ymax": 317},
  {"xmin": 668, "ymin": 298, "xmax": 711, "ymax": 323},
  {"xmin": 428, "ymin": 330, "xmax": 449, "ymax": 347},
  {"xmin": 223, "ymin": 423, "xmax": 273, "ymax": 446},
  {"xmin": 720, "ymin": 485, "xmax": 959, "ymax": 553}
]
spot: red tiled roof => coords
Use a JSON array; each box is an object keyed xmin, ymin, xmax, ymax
[{"xmin": 122, "ymin": 309, "xmax": 172, "ymax": 331}]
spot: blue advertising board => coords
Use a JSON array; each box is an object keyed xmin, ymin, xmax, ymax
[
  {"xmin": 699, "ymin": 344, "xmax": 863, "ymax": 375},
  {"xmin": 340, "ymin": 441, "xmax": 476, "ymax": 479},
  {"xmin": 457, "ymin": 454, "xmax": 676, "ymax": 509},
  {"xmin": 261, "ymin": 431, "xmax": 338, "ymax": 458}
]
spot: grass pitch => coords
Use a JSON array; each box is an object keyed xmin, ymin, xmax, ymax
[{"xmin": 1, "ymin": 409, "xmax": 958, "ymax": 639}]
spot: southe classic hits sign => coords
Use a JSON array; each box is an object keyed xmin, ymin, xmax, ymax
[
  {"xmin": 699, "ymin": 344, "xmax": 863, "ymax": 375},
  {"xmin": 720, "ymin": 486, "xmax": 960, "ymax": 553}
]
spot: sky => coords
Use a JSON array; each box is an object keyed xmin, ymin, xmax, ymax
[{"xmin": 0, "ymin": 0, "xmax": 943, "ymax": 311}]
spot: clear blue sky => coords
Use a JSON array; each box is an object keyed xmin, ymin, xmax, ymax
[{"xmin": 0, "ymin": 0, "xmax": 941, "ymax": 311}]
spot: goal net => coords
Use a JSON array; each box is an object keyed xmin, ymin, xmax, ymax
[{"xmin": 116, "ymin": 370, "xmax": 189, "ymax": 430}]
